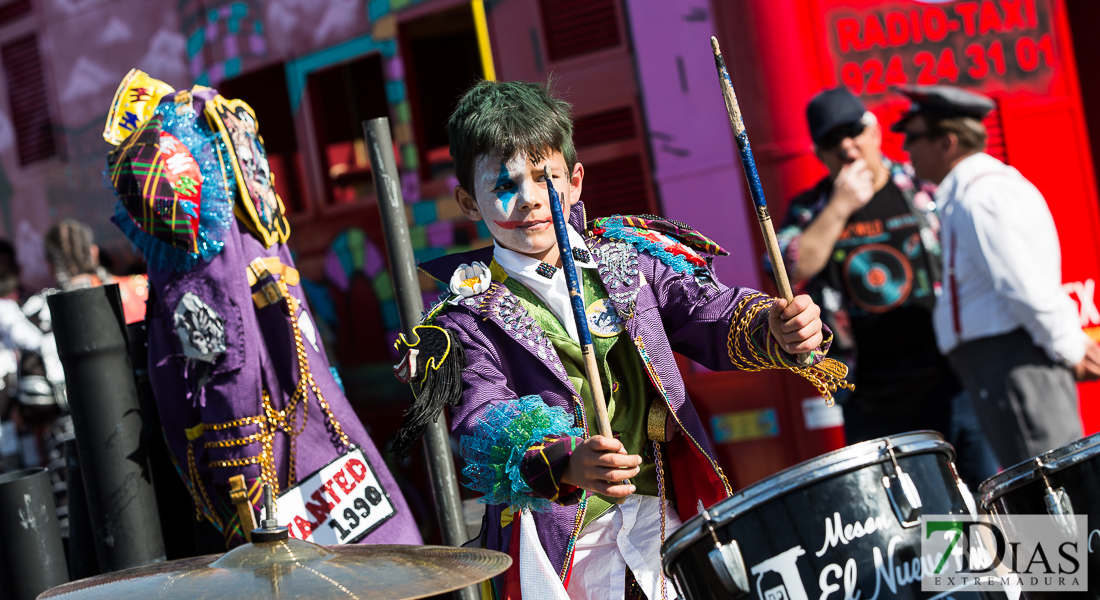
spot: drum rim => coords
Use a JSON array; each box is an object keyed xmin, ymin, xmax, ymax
[
  {"xmin": 978, "ymin": 430, "xmax": 1100, "ymax": 507},
  {"xmin": 662, "ymin": 430, "xmax": 951, "ymax": 568}
]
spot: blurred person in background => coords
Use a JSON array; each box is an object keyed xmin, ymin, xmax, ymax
[
  {"xmin": 894, "ymin": 84, "xmax": 1100, "ymax": 467},
  {"xmin": 0, "ymin": 240, "xmax": 42, "ymax": 472},
  {"xmin": 775, "ymin": 87, "xmax": 997, "ymax": 485},
  {"xmin": 45, "ymin": 219, "xmax": 148, "ymax": 323}
]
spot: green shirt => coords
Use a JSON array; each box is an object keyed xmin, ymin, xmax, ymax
[{"xmin": 504, "ymin": 268, "xmax": 659, "ymax": 528}]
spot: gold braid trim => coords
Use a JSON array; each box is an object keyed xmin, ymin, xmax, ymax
[
  {"xmin": 727, "ymin": 293, "xmax": 854, "ymax": 406},
  {"xmin": 787, "ymin": 359, "xmax": 853, "ymax": 408},
  {"xmin": 210, "ymin": 455, "xmax": 263, "ymax": 469},
  {"xmin": 204, "ymin": 432, "xmax": 265, "ymax": 448},
  {"xmin": 205, "ymin": 416, "xmax": 264, "ymax": 431},
  {"xmin": 187, "ymin": 442, "xmax": 224, "ymax": 529}
]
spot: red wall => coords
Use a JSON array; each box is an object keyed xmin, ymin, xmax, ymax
[{"xmin": 703, "ymin": 0, "xmax": 1100, "ymax": 489}]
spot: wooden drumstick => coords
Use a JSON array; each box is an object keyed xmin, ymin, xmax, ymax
[
  {"xmin": 544, "ymin": 167, "xmax": 629, "ymax": 501},
  {"xmin": 710, "ymin": 36, "xmax": 813, "ymax": 368}
]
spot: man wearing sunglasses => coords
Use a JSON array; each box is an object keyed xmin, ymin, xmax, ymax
[
  {"xmin": 775, "ymin": 87, "xmax": 996, "ymax": 485},
  {"xmin": 893, "ymin": 84, "xmax": 1100, "ymax": 467}
]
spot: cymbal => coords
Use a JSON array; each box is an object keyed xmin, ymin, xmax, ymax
[{"xmin": 39, "ymin": 539, "xmax": 511, "ymax": 600}]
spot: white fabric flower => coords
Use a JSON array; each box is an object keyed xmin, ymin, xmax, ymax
[{"xmin": 449, "ymin": 261, "xmax": 492, "ymax": 298}]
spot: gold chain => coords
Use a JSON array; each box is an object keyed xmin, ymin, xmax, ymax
[
  {"xmin": 204, "ymin": 432, "xmax": 265, "ymax": 448},
  {"xmin": 205, "ymin": 415, "xmax": 265, "ymax": 431},
  {"xmin": 187, "ymin": 442, "xmax": 224, "ymax": 529},
  {"xmin": 186, "ymin": 274, "xmax": 351, "ymax": 523},
  {"xmin": 209, "ymin": 455, "xmax": 263, "ymax": 468},
  {"xmin": 281, "ymin": 282, "xmax": 349, "ymax": 448},
  {"xmin": 654, "ymin": 440, "xmax": 668, "ymax": 600}
]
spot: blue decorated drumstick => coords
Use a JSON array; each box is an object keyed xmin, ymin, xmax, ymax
[
  {"xmin": 711, "ymin": 36, "xmax": 813, "ymax": 368},
  {"xmin": 544, "ymin": 167, "xmax": 615, "ymax": 441}
]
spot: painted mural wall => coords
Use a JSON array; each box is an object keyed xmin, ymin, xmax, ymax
[{"xmin": 0, "ymin": 0, "xmax": 434, "ymax": 289}]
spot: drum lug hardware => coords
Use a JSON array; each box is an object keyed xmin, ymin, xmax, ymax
[
  {"xmin": 957, "ymin": 480, "xmax": 978, "ymax": 518},
  {"xmin": 949, "ymin": 462, "xmax": 979, "ymax": 518},
  {"xmin": 696, "ymin": 500, "xmax": 749, "ymax": 598},
  {"xmin": 1036, "ymin": 457, "xmax": 1077, "ymax": 539},
  {"xmin": 881, "ymin": 442, "xmax": 922, "ymax": 528}
]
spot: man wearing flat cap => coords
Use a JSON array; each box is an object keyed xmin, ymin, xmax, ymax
[
  {"xmin": 893, "ymin": 84, "xmax": 1100, "ymax": 466},
  {"xmin": 775, "ymin": 88, "xmax": 996, "ymax": 484}
]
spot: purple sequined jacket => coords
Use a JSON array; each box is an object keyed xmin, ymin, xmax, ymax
[{"xmin": 417, "ymin": 203, "xmax": 830, "ymax": 591}]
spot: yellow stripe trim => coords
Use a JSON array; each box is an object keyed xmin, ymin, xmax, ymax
[{"xmin": 185, "ymin": 423, "xmax": 205, "ymax": 441}]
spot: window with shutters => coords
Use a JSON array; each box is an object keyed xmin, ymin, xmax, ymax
[
  {"xmin": 305, "ymin": 53, "xmax": 390, "ymax": 206},
  {"xmin": 573, "ymin": 107, "xmax": 636, "ymax": 148},
  {"xmin": 580, "ymin": 155, "xmax": 649, "ymax": 218},
  {"xmin": 399, "ymin": 4, "xmax": 482, "ymax": 182},
  {"xmin": 539, "ymin": 0, "xmax": 621, "ymax": 62},
  {"xmin": 0, "ymin": 0, "xmax": 30, "ymax": 26},
  {"xmin": 2, "ymin": 34, "xmax": 57, "ymax": 166},
  {"xmin": 572, "ymin": 105, "xmax": 654, "ymax": 218}
]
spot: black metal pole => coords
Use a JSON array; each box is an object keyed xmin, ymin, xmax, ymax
[
  {"xmin": 63, "ymin": 439, "xmax": 100, "ymax": 581},
  {"xmin": 48, "ymin": 285, "xmax": 166, "ymax": 572},
  {"xmin": 0, "ymin": 467, "xmax": 69, "ymax": 599},
  {"xmin": 364, "ymin": 117, "xmax": 477, "ymax": 600}
]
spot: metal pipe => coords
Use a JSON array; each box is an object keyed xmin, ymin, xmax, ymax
[
  {"xmin": 0, "ymin": 467, "xmax": 68, "ymax": 599},
  {"xmin": 364, "ymin": 117, "xmax": 477, "ymax": 600},
  {"xmin": 48, "ymin": 285, "xmax": 166, "ymax": 572},
  {"xmin": 64, "ymin": 439, "xmax": 100, "ymax": 581}
]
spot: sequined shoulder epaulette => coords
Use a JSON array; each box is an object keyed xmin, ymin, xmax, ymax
[{"xmin": 591, "ymin": 215, "xmax": 728, "ymax": 273}]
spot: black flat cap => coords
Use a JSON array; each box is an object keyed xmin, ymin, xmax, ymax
[
  {"xmin": 891, "ymin": 85, "xmax": 994, "ymax": 132},
  {"xmin": 807, "ymin": 88, "xmax": 866, "ymax": 146}
]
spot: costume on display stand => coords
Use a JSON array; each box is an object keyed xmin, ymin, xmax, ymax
[{"xmin": 103, "ymin": 69, "xmax": 421, "ymax": 548}]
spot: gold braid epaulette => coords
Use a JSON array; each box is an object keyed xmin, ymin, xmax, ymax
[{"xmin": 727, "ymin": 292, "xmax": 854, "ymax": 406}]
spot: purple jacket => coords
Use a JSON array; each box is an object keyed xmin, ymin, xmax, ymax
[
  {"xmin": 143, "ymin": 93, "xmax": 420, "ymax": 547},
  {"xmin": 418, "ymin": 203, "xmax": 830, "ymax": 590}
]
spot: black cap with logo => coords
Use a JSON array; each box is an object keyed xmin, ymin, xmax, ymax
[{"xmin": 891, "ymin": 85, "xmax": 995, "ymax": 132}]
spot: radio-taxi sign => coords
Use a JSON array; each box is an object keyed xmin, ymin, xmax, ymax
[{"xmin": 277, "ymin": 446, "xmax": 395, "ymax": 544}]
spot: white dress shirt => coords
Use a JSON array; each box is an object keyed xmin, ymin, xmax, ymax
[
  {"xmin": 933, "ymin": 152, "xmax": 1088, "ymax": 365},
  {"xmin": 492, "ymin": 224, "xmax": 597, "ymax": 344}
]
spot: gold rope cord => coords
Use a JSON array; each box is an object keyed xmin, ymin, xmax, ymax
[{"xmin": 726, "ymin": 293, "xmax": 854, "ymax": 406}]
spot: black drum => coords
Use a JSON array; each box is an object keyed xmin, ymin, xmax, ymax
[
  {"xmin": 979, "ymin": 431, "xmax": 1100, "ymax": 599},
  {"xmin": 662, "ymin": 431, "xmax": 997, "ymax": 600}
]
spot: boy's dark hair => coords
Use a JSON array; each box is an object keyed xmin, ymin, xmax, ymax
[{"xmin": 447, "ymin": 80, "xmax": 576, "ymax": 193}]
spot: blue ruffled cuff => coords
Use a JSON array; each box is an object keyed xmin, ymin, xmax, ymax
[{"xmin": 459, "ymin": 395, "xmax": 584, "ymax": 512}]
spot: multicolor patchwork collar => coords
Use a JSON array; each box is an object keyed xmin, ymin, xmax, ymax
[{"xmin": 592, "ymin": 215, "xmax": 728, "ymax": 273}]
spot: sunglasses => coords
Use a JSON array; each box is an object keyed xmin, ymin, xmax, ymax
[
  {"xmin": 902, "ymin": 129, "xmax": 938, "ymax": 144},
  {"xmin": 818, "ymin": 122, "xmax": 866, "ymax": 150}
]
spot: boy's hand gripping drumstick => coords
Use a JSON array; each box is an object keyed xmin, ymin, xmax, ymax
[
  {"xmin": 544, "ymin": 167, "xmax": 631, "ymax": 501},
  {"xmin": 710, "ymin": 36, "xmax": 813, "ymax": 368}
]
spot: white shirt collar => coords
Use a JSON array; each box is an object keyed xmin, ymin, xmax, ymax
[
  {"xmin": 492, "ymin": 224, "xmax": 595, "ymax": 343},
  {"xmin": 934, "ymin": 152, "xmax": 1003, "ymax": 208}
]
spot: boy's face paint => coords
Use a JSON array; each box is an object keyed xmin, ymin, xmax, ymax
[{"xmin": 471, "ymin": 150, "xmax": 576, "ymax": 263}]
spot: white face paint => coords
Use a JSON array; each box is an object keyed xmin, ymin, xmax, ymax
[{"xmin": 471, "ymin": 150, "xmax": 572, "ymax": 261}]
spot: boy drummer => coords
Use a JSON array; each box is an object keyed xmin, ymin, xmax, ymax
[{"xmin": 394, "ymin": 80, "xmax": 846, "ymax": 599}]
